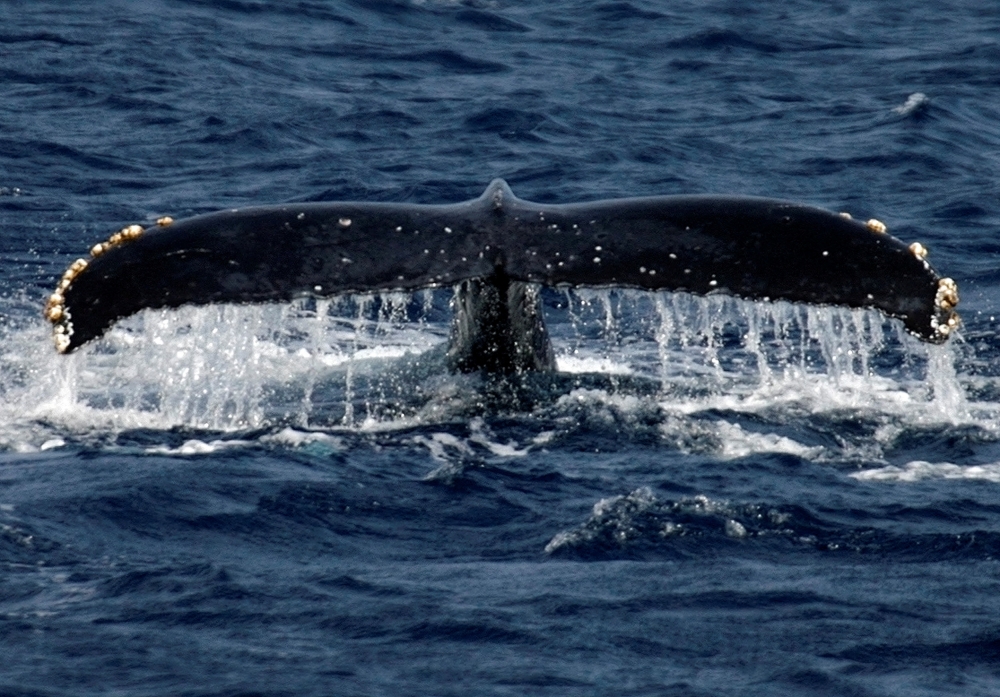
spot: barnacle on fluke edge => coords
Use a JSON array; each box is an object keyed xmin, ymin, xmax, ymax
[
  {"xmin": 44, "ymin": 183, "xmax": 961, "ymax": 365},
  {"xmin": 933, "ymin": 277, "xmax": 961, "ymax": 338},
  {"xmin": 45, "ymin": 220, "xmax": 174, "ymax": 352}
]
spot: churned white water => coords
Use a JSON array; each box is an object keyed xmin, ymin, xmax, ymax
[{"xmin": 0, "ymin": 288, "xmax": 983, "ymax": 452}]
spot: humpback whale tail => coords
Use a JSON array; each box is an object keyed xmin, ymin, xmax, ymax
[{"xmin": 45, "ymin": 180, "xmax": 959, "ymax": 373}]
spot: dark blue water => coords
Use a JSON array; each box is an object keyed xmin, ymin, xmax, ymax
[{"xmin": 3, "ymin": 1, "xmax": 1000, "ymax": 695}]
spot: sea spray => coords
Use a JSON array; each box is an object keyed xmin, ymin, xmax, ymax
[{"xmin": 0, "ymin": 288, "xmax": 972, "ymax": 434}]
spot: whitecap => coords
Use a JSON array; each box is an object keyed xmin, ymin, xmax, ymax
[
  {"xmin": 144, "ymin": 439, "xmax": 253, "ymax": 456},
  {"xmin": 893, "ymin": 92, "xmax": 929, "ymax": 115},
  {"xmin": 263, "ymin": 427, "xmax": 345, "ymax": 450},
  {"xmin": 713, "ymin": 421, "xmax": 824, "ymax": 460},
  {"xmin": 850, "ymin": 460, "xmax": 1000, "ymax": 483}
]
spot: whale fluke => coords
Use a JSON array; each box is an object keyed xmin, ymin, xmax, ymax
[{"xmin": 46, "ymin": 179, "xmax": 959, "ymax": 371}]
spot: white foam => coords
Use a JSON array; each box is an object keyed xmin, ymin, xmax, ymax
[
  {"xmin": 263, "ymin": 427, "xmax": 345, "ymax": 450},
  {"xmin": 413, "ymin": 432, "xmax": 474, "ymax": 462},
  {"xmin": 713, "ymin": 421, "xmax": 824, "ymax": 460},
  {"xmin": 851, "ymin": 461, "xmax": 1000, "ymax": 483},
  {"xmin": 144, "ymin": 439, "xmax": 253, "ymax": 456},
  {"xmin": 468, "ymin": 417, "xmax": 530, "ymax": 457},
  {"xmin": 555, "ymin": 354, "xmax": 633, "ymax": 375},
  {"xmin": 556, "ymin": 388, "xmax": 647, "ymax": 413}
]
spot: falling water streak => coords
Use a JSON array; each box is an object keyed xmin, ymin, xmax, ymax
[
  {"xmin": 299, "ymin": 299, "xmax": 330, "ymax": 429},
  {"xmin": 151, "ymin": 306, "xmax": 268, "ymax": 429},
  {"xmin": 707, "ymin": 297, "xmax": 725, "ymax": 378},
  {"xmin": 653, "ymin": 295, "xmax": 673, "ymax": 387},
  {"xmin": 925, "ymin": 342, "xmax": 968, "ymax": 422},
  {"xmin": 767, "ymin": 302, "xmax": 794, "ymax": 377},
  {"xmin": 367, "ymin": 292, "xmax": 411, "ymax": 422},
  {"xmin": 742, "ymin": 299, "xmax": 771, "ymax": 383},
  {"xmin": 342, "ymin": 297, "xmax": 365, "ymax": 428},
  {"xmin": 851, "ymin": 310, "xmax": 868, "ymax": 377},
  {"xmin": 613, "ymin": 291, "xmax": 965, "ymax": 408},
  {"xmin": 563, "ymin": 288, "xmax": 585, "ymax": 357},
  {"xmin": 421, "ymin": 288, "xmax": 434, "ymax": 319},
  {"xmin": 380, "ymin": 292, "xmax": 410, "ymax": 326},
  {"xmin": 806, "ymin": 307, "xmax": 844, "ymax": 383},
  {"xmin": 599, "ymin": 292, "xmax": 617, "ymax": 344},
  {"xmin": 54, "ymin": 350, "xmax": 78, "ymax": 411}
]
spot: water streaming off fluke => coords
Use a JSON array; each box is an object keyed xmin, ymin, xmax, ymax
[{"xmin": 0, "ymin": 288, "xmax": 969, "ymax": 435}]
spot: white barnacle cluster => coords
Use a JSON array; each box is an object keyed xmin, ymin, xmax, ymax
[
  {"xmin": 46, "ymin": 255, "xmax": 88, "ymax": 353},
  {"xmin": 931, "ymin": 277, "xmax": 961, "ymax": 338},
  {"xmin": 908, "ymin": 242, "xmax": 928, "ymax": 260},
  {"xmin": 866, "ymin": 218, "xmax": 887, "ymax": 234},
  {"xmin": 88, "ymin": 222, "xmax": 149, "ymax": 258},
  {"xmin": 46, "ymin": 219, "xmax": 161, "ymax": 352}
]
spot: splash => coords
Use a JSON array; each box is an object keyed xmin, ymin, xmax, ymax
[
  {"xmin": 552, "ymin": 289, "xmax": 968, "ymax": 419},
  {"xmin": 0, "ymin": 287, "xmax": 978, "ymax": 448}
]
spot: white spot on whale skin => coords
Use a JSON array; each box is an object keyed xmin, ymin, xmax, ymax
[{"xmin": 593, "ymin": 257, "xmax": 601, "ymax": 263}]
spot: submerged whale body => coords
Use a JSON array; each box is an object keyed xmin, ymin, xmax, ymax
[{"xmin": 46, "ymin": 180, "xmax": 959, "ymax": 372}]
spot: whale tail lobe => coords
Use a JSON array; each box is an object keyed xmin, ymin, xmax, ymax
[{"xmin": 46, "ymin": 180, "xmax": 959, "ymax": 372}]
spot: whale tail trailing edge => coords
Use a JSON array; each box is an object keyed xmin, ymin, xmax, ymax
[{"xmin": 46, "ymin": 180, "xmax": 959, "ymax": 371}]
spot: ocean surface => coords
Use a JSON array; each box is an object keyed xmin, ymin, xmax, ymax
[{"xmin": 3, "ymin": 1, "xmax": 1000, "ymax": 695}]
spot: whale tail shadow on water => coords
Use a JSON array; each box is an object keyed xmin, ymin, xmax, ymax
[{"xmin": 45, "ymin": 179, "xmax": 959, "ymax": 373}]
